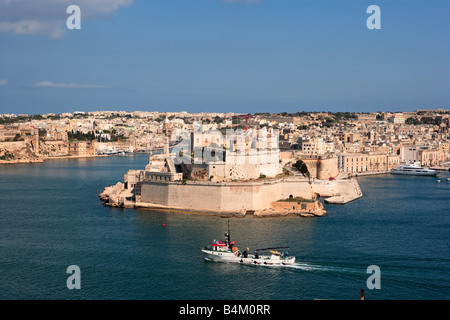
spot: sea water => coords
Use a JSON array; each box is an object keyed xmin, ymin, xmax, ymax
[{"xmin": 0, "ymin": 154, "xmax": 449, "ymax": 300}]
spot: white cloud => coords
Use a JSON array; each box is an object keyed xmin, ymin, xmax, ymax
[
  {"xmin": 0, "ymin": 79, "xmax": 7, "ymax": 86},
  {"xmin": 32, "ymin": 81, "xmax": 110, "ymax": 89},
  {"xmin": 0, "ymin": 0, "xmax": 133, "ymax": 39}
]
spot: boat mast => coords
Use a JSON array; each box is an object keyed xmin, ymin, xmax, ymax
[{"xmin": 225, "ymin": 219, "xmax": 231, "ymax": 244}]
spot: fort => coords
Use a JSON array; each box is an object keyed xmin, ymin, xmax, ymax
[
  {"xmin": 135, "ymin": 177, "xmax": 315, "ymax": 215},
  {"xmin": 99, "ymin": 128, "xmax": 361, "ymax": 217}
]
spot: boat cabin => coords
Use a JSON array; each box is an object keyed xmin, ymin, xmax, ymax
[{"xmin": 211, "ymin": 240, "xmax": 229, "ymax": 252}]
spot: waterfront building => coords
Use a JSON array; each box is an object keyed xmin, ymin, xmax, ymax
[
  {"xmin": 68, "ymin": 140, "xmax": 96, "ymax": 157},
  {"xmin": 400, "ymin": 145, "xmax": 443, "ymax": 166},
  {"xmin": 2, "ymin": 109, "xmax": 449, "ymax": 167},
  {"xmin": 337, "ymin": 152, "xmax": 400, "ymax": 174}
]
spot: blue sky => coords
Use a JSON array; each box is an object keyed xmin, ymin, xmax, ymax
[{"xmin": 0, "ymin": 0, "xmax": 449, "ymax": 115}]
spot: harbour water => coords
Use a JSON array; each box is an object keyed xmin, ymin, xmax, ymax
[{"xmin": 0, "ymin": 153, "xmax": 449, "ymax": 300}]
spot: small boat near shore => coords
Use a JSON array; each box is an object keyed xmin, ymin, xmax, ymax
[
  {"xmin": 201, "ymin": 222, "xmax": 295, "ymax": 266},
  {"xmin": 390, "ymin": 161, "xmax": 438, "ymax": 176}
]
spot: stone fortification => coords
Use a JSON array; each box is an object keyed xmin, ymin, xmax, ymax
[
  {"xmin": 281, "ymin": 151, "xmax": 339, "ymax": 180},
  {"xmin": 301, "ymin": 155, "xmax": 339, "ymax": 180},
  {"xmin": 136, "ymin": 178, "xmax": 313, "ymax": 213}
]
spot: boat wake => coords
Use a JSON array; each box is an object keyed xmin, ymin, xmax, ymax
[
  {"xmin": 205, "ymin": 258, "xmax": 363, "ymax": 274},
  {"xmin": 205, "ymin": 255, "xmax": 362, "ymax": 272},
  {"xmin": 286, "ymin": 262, "xmax": 363, "ymax": 274}
]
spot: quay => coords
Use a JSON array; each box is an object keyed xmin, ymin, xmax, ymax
[
  {"xmin": 312, "ymin": 178, "xmax": 363, "ymax": 205},
  {"xmin": 430, "ymin": 166, "xmax": 450, "ymax": 171}
]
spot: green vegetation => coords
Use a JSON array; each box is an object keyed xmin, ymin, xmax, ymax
[
  {"xmin": 68, "ymin": 130, "xmax": 96, "ymax": 142},
  {"xmin": 292, "ymin": 159, "xmax": 310, "ymax": 179},
  {"xmin": 330, "ymin": 112, "xmax": 357, "ymax": 121},
  {"xmin": 154, "ymin": 116, "xmax": 166, "ymax": 122},
  {"xmin": 3, "ymin": 134, "xmax": 25, "ymax": 142},
  {"xmin": 13, "ymin": 133, "xmax": 24, "ymax": 141},
  {"xmin": 420, "ymin": 117, "xmax": 441, "ymax": 125},
  {"xmin": 213, "ymin": 116, "xmax": 223, "ymax": 124},
  {"xmin": 405, "ymin": 117, "xmax": 441, "ymax": 125},
  {"xmin": 277, "ymin": 196, "xmax": 314, "ymax": 203},
  {"xmin": 405, "ymin": 117, "xmax": 421, "ymax": 125},
  {"xmin": 0, "ymin": 114, "xmax": 44, "ymax": 124},
  {"xmin": 0, "ymin": 150, "xmax": 15, "ymax": 160}
]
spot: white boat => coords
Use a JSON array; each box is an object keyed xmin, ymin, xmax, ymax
[
  {"xmin": 390, "ymin": 161, "xmax": 438, "ymax": 176},
  {"xmin": 201, "ymin": 222, "xmax": 295, "ymax": 266}
]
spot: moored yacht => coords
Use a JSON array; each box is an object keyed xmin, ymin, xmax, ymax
[{"xmin": 390, "ymin": 161, "xmax": 438, "ymax": 176}]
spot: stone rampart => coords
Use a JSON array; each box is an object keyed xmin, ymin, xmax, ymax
[
  {"xmin": 300, "ymin": 156, "xmax": 339, "ymax": 180},
  {"xmin": 139, "ymin": 178, "xmax": 313, "ymax": 213}
]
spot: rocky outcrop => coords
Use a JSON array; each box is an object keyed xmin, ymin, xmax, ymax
[
  {"xmin": 0, "ymin": 142, "xmax": 42, "ymax": 164},
  {"xmin": 99, "ymin": 182, "xmax": 126, "ymax": 207}
]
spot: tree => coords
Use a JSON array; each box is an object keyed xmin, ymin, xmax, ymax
[
  {"xmin": 418, "ymin": 117, "xmax": 441, "ymax": 125},
  {"xmin": 13, "ymin": 133, "xmax": 23, "ymax": 141},
  {"xmin": 213, "ymin": 116, "xmax": 223, "ymax": 124},
  {"xmin": 293, "ymin": 160, "xmax": 311, "ymax": 182},
  {"xmin": 405, "ymin": 117, "xmax": 420, "ymax": 125}
]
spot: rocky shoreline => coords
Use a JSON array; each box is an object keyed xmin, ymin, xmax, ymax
[
  {"xmin": 0, "ymin": 158, "xmax": 44, "ymax": 164},
  {"xmin": 0, "ymin": 154, "xmax": 114, "ymax": 165}
]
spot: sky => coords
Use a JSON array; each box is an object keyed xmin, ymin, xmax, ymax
[{"xmin": 0, "ymin": 0, "xmax": 449, "ymax": 115}]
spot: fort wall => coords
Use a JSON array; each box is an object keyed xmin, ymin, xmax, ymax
[
  {"xmin": 139, "ymin": 178, "xmax": 313, "ymax": 212},
  {"xmin": 302, "ymin": 156, "xmax": 339, "ymax": 180}
]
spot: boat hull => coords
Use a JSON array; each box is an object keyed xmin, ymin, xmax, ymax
[
  {"xmin": 202, "ymin": 249, "xmax": 296, "ymax": 266},
  {"xmin": 390, "ymin": 170, "xmax": 437, "ymax": 176}
]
